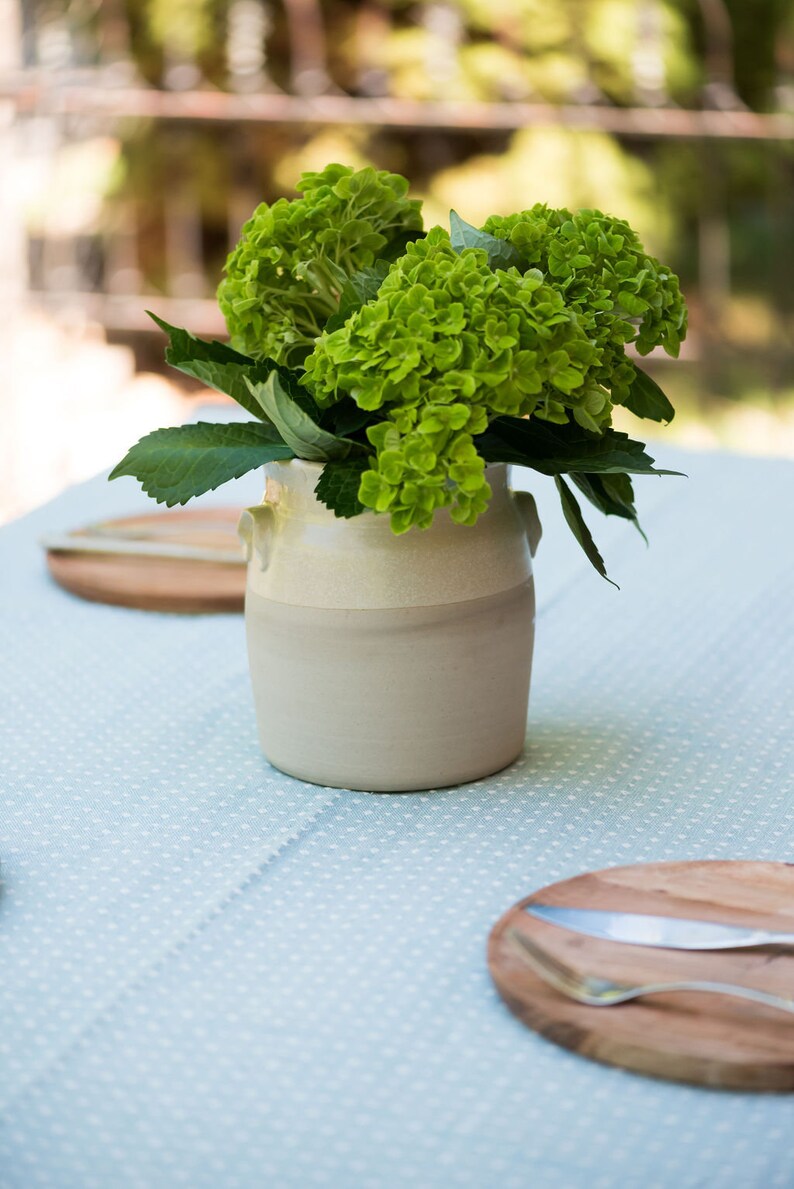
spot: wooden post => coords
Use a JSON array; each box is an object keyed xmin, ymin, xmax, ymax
[
  {"xmin": 0, "ymin": 0, "xmax": 29, "ymax": 520},
  {"xmin": 0, "ymin": 0, "xmax": 26, "ymax": 306}
]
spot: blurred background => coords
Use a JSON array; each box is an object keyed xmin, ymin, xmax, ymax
[{"xmin": 1, "ymin": 0, "xmax": 792, "ymax": 523}]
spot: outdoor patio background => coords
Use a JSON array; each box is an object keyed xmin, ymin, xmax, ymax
[{"xmin": 1, "ymin": 0, "xmax": 792, "ymax": 522}]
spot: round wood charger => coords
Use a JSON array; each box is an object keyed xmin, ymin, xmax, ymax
[
  {"xmin": 488, "ymin": 860, "xmax": 794, "ymax": 1091},
  {"xmin": 46, "ymin": 508, "xmax": 246, "ymax": 613}
]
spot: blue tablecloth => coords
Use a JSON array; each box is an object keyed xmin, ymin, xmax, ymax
[{"xmin": 1, "ymin": 431, "xmax": 793, "ymax": 1188}]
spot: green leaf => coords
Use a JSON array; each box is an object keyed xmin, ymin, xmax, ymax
[
  {"xmin": 377, "ymin": 228, "xmax": 426, "ymax": 262},
  {"xmin": 477, "ymin": 416, "xmax": 682, "ymax": 476},
  {"xmin": 343, "ymin": 261, "xmax": 391, "ymax": 306},
  {"xmin": 245, "ymin": 372, "xmax": 357, "ymax": 462},
  {"xmin": 147, "ymin": 311, "xmax": 299, "ymax": 421},
  {"xmin": 326, "ymin": 399, "xmax": 374, "ymax": 438},
  {"xmin": 108, "ymin": 421, "xmax": 294, "ymax": 506},
  {"xmin": 324, "ymin": 261, "xmax": 391, "ymax": 332},
  {"xmin": 623, "ymin": 367, "xmax": 675, "ymax": 423},
  {"xmin": 449, "ymin": 211, "xmax": 524, "ymax": 271},
  {"xmin": 272, "ymin": 365, "xmax": 328, "ymax": 422},
  {"xmin": 314, "ymin": 457, "xmax": 370, "ymax": 518},
  {"xmin": 555, "ymin": 475, "xmax": 619, "ymax": 588},
  {"xmin": 571, "ymin": 472, "xmax": 648, "ymax": 543}
]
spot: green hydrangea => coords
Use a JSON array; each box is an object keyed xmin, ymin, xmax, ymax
[
  {"xmin": 304, "ymin": 226, "xmax": 608, "ymax": 532},
  {"xmin": 115, "ymin": 171, "xmax": 687, "ymax": 580},
  {"xmin": 217, "ymin": 163, "xmax": 423, "ymax": 367},
  {"xmin": 484, "ymin": 205, "xmax": 687, "ymax": 403}
]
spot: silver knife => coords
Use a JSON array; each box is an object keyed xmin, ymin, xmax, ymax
[{"xmin": 524, "ymin": 903, "xmax": 794, "ymax": 951}]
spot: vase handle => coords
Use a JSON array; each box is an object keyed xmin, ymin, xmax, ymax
[
  {"xmin": 237, "ymin": 504, "xmax": 275, "ymax": 571},
  {"xmin": 513, "ymin": 491, "xmax": 542, "ymax": 558}
]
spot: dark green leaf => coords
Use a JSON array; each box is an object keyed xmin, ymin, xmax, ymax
[
  {"xmin": 108, "ymin": 421, "xmax": 293, "ymax": 507},
  {"xmin": 570, "ymin": 472, "xmax": 647, "ymax": 542},
  {"xmin": 555, "ymin": 476, "xmax": 619, "ymax": 588},
  {"xmin": 477, "ymin": 416, "xmax": 683, "ymax": 476},
  {"xmin": 623, "ymin": 366, "xmax": 675, "ymax": 423},
  {"xmin": 449, "ymin": 211, "xmax": 524, "ymax": 271},
  {"xmin": 324, "ymin": 261, "xmax": 391, "ymax": 332},
  {"xmin": 314, "ymin": 457, "xmax": 370, "ymax": 518},
  {"xmin": 147, "ymin": 311, "xmax": 302, "ymax": 421},
  {"xmin": 245, "ymin": 372, "xmax": 357, "ymax": 462},
  {"xmin": 326, "ymin": 399, "xmax": 374, "ymax": 438},
  {"xmin": 377, "ymin": 228, "xmax": 426, "ymax": 263}
]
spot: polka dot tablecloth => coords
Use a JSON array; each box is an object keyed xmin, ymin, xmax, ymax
[{"xmin": 1, "ymin": 435, "xmax": 793, "ymax": 1188}]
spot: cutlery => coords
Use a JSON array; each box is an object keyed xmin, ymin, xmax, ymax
[
  {"xmin": 524, "ymin": 903, "xmax": 794, "ymax": 951},
  {"xmin": 40, "ymin": 532, "xmax": 245, "ymax": 565},
  {"xmin": 507, "ymin": 929, "xmax": 794, "ymax": 1015}
]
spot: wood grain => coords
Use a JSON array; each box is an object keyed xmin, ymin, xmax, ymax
[
  {"xmin": 488, "ymin": 861, "xmax": 794, "ymax": 1090},
  {"xmin": 46, "ymin": 508, "xmax": 246, "ymax": 613}
]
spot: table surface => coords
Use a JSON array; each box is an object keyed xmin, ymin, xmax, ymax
[{"xmin": 1, "ymin": 426, "xmax": 793, "ymax": 1189}]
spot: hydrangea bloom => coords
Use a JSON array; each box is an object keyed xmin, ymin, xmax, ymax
[
  {"xmin": 217, "ymin": 164, "xmax": 423, "ymax": 367},
  {"xmin": 114, "ymin": 170, "xmax": 687, "ymax": 578},
  {"xmin": 305, "ymin": 227, "xmax": 607, "ymax": 531},
  {"xmin": 484, "ymin": 205, "xmax": 687, "ymax": 404}
]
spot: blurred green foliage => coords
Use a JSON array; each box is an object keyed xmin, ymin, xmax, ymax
[{"xmin": 74, "ymin": 0, "xmax": 792, "ymax": 404}]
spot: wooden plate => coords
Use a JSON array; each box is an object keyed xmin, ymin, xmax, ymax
[
  {"xmin": 488, "ymin": 861, "xmax": 794, "ymax": 1090},
  {"xmin": 45, "ymin": 508, "xmax": 246, "ymax": 613}
]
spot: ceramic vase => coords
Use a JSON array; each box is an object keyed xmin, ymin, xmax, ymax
[{"xmin": 238, "ymin": 460, "xmax": 541, "ymax": 792}]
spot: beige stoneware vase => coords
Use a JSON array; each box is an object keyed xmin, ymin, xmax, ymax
[{"xmin": 238, "ymin": 460, "xmax": 541, "ymax": 792}]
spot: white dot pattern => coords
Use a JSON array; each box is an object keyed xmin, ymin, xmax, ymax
[{"xmin": 0, "ymin": 446, "xmax": 792, "ymax": 1187}]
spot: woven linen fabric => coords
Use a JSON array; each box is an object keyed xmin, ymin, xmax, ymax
[{"xmin": 1, "ymin": 437, "xmax": 793, "ymax": 1188}]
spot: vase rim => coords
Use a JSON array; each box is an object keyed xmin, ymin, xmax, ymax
[{"xmin": 269, "ymin": 458, "xmax": 508, "ymax": 474}]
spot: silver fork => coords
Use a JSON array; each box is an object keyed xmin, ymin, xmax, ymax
[{"xmin": 507, "ymin": 929, "xmax": 794, "ymax": 1015}]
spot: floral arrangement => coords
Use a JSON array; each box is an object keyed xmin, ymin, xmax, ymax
[{"xmin": 111, "ymin": 163, "xmax": 687, "ymax": 581}]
